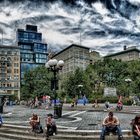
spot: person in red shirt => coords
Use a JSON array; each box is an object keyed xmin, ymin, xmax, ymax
[{"xmin": 116, "ymin": 101, "xmax": 123, "ymax": 111}]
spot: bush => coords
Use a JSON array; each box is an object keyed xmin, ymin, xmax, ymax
[
  {"xmin": 123, "ymin": 98, "xmax": 133, "ymax": 105},
  {"xmin": 88, "ymin": 93, "xmax": 119, "ymax": 103}
]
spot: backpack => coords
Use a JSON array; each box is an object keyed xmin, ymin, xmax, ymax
[{"xmin": 48, "ymin": 127, "xmax": 53, "ymax": 136}]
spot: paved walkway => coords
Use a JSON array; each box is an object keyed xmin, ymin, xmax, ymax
[{"xmin": 2, "ymin": 104, "xmax": 140, "ymax": 131}]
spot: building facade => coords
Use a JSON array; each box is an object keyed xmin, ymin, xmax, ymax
[
  {"xmin": 104, "ymin": 46, "xmax": 140, "ymax": 61},
  {"xmin": 17, "ymin": 25, "xmax": 48, "ymax": 80},
  {"xmin": 52, "ymin": 44, "xmax": 100, "ymax": 76},
  {"xmin": 0, "ymin": 45, "xmax": 20, "ymax": 99}
]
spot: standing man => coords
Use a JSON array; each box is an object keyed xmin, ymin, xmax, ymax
[
  {"xmin": 100, "ymin": 111, "xmax": 123, "ymax": 140},
  {"xmin": 0, "ymin": 114, "xmax": 3, "ymax": 127},
  {"xmin": 83, "ymin": 95, "xmax": 87, "ymax": 106}
]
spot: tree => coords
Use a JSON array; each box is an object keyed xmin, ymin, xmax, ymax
[
  {"xmin": 21, "ymin": 66, "xmax": 52, "ymax": 100},
  {"xmin": 63, "ymin": 68, "xmax": 92, "ymax": 98}
]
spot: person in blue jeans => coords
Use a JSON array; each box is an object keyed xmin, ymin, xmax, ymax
[
  {"xmin": 83, "ymin": 95, "xmax": 87, "ymax": 106},
  {"xmin": 100, "ymin": 111, "xmax": 123, "ymax": 140},
  {"xmin": 0, "ymin": 114, "xmax": 3, "ymax": 127}
]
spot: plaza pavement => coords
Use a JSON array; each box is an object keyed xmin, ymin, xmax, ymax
[{"xmin": 2, "ymin": 103, "xmax": 140, "ymax": 131}]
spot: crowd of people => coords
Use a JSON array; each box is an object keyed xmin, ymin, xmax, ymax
[
  {"xmin": 1, "ymin": 95, "xmax": 140, "ymax": 140},
  {"xmin": 27, "ymin": 102, "xmax": 140, "ymax": 140}
]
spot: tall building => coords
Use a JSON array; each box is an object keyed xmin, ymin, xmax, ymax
[
  {"xmin": 52, "ymin": 44, "xmax": 100, "ymax": 76},
  {"xmin": 17, "ymin": 25, "xmax": 48, "ymax": 80},
  {"xmin": 104, "ymin": 46, "xmax": 140, "ymax": 61},
  {"xmin": 0, "ymin": 45, "xmax": 20, "ymax": 99}
]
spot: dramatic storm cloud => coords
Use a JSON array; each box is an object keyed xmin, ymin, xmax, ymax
[{"xmin": 0, "ymin": 0, "xmax": 140, "ymax": 56}]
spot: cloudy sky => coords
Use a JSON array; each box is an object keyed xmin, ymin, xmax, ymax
[{"xmin": 0, "ymin": 0, "xmax": 140, "ymax": 56}]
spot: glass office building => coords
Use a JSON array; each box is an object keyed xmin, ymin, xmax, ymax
[{"xmin": 17, "ymin": 25, "xmax": 48, "ymax": 80}]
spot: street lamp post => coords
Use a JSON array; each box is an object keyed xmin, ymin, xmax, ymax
[
  {"xmin": 125, "ymin": 78, "xmax": 132, "ymax": 97},
  {"xmin": 45, "ymin": 59, "xmax": 64, "ymax": 118},
  {"xmin": 78, "ymin": 85, "xmax": 83, "ymax": 96}
]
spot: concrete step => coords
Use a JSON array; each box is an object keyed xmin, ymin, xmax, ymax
[
  {"xmin": 0, "ymin": 137, "xmax": 16, "ymax": 140},
  {"xmin": 0, "ymin": 132, "xmax": 44, "ymax": 140},
  {"xmin": 51, "ymin": 134, "xmax": 133, "ymax": 140},
  {"xmin": 0, "ymin": 124, "xmax": 45, "ymax": 140},
  {"xmin": 57, "ymin": 129, "xmax": 132, "ymax": 136},
  {"xmin": 2, "ymin": 124, "xmax": 29, "ymax": 131},
  {"xmin": 0, "ymin": 123, "xmax": 133, "ymax": 140},
  {"xmin": 0, "ymin": 127, "xmax": 45, "ymax": 138},
  {"xmin": 50, "ymin": 129, "xmax": 133, "ymax": 140}
]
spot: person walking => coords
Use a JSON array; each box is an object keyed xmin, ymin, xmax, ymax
[{"xmin": 100, "ymin": 111, "xmax": 123, "ymax": 140}]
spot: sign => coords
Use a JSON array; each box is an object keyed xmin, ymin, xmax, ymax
[{"xmin": 104, "ymin": 87, "xmax": 117, "ymax": 97}]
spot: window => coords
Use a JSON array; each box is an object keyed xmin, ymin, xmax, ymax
[
  {"xmin": 14, "ymin": 82, "xmax": 19, "ymax": 88},
  {"xmin": 7, "ymin": 69, "xmax": 12, "ymax": 73},
  {"xmin": 14, "ymin": 63, "xmax": 19, "ymax": 67},
  {"xmin": 14, "ymin": 75, "xmax": 19, "ymax": 80},
  {"xmin": 7, "ymin": 51, "xmax": 12, "ymax": 55},
  {"xmin": 7, "ymin": 75, "xmax": 12, "ymax": 80}
]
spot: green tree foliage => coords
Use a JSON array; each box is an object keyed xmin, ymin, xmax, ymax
[
  {"xmin": 21, "ymin": 66, "xmax": 52, "ymax": 100},
  {"xmin": 63, "ymin": 68, "xmax": 92, "ymax": 98},
  {"xmin": 86, "ymin": 58, "xmax": 140, "ymax": 97},
  {"xmin": 21, "ymin": 58, "xmax": 140, "ymax": 101}
]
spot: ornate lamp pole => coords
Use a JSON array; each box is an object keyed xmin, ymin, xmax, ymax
[
  {"xmin": 78, "ymin": 84, "xmax": 83, "ymax": 96},
  {"xmin": 45, "ymin": 59, "xmax": 64, "ymax": 118},
  {"xmin": 125, "ymin": 78, "xmax": 132, "ymax": 97}
]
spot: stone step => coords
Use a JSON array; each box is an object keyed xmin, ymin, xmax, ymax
[
  {"xmin": 0, "ymin": 132, "xmax": 44, "ymax": 140},
  {"xmin": 0, "ymin": 137, "xmax": 16, "ymax": 140},
  {"xmin": 0, "ymin": 123, "xmax": 133, "ymax": 140},
  {"xmin": 0, "ymin": 127, "xmax": 45, "ymax": 138},
  {"xmin": 0, "ymin": 124, "xmax": 45, "ymax": 140},
  {"xmin": 3, "ymin": 124, "xmax": 29, "ymax": 131},
  {"xmin": 57, "ymin": 129, "xmax": 132, "ymax": 136},
  {"xmin": 51, "ymin": 134, "xmax": 133, "ymax": 140}
]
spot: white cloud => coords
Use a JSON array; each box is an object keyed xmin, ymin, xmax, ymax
[
  {"xmin": 0, "ymin": 0, "xmax": 140, "ymax": 56},
  {"xmin": 127, "ymin": 0, "xmax": 140, "ymax": 5},
  {"xmin": 92, "ymin": 2, "xmax": 109, "ymax": 15}
]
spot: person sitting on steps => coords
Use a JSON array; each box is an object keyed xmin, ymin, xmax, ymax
[
  {"xmin": 100, "ymin": 111, "xmax": 123, "ymax": 140},
  {"xmin": 45, "ymin": 113, "xmax": 57, "ymax": 137},
  {"xmin": 92, "ymin": 99, "xmax": 99, "ymax": 108},
  {"xmin": 131, "ymin": 115, "xmax": 140, "ymax": 140},
  {"xmin": 29, "ymin": 113, "xmax": 41, "ymax": 132},
  {"xmin": 116, "ymin": 101, "xmax": 123, "ymax": 111}
]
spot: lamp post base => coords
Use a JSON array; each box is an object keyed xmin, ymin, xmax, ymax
[
  {"xmin": 54, "ymin": 105, "xmax": 58, "ymax": 119},
  {"xmin": 53, "ymin": 104, "xmax": 62, "ymax": 119},
  {"xmin": 0, "ymin": 96, "xmax": 4, "ymax": 113}
]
